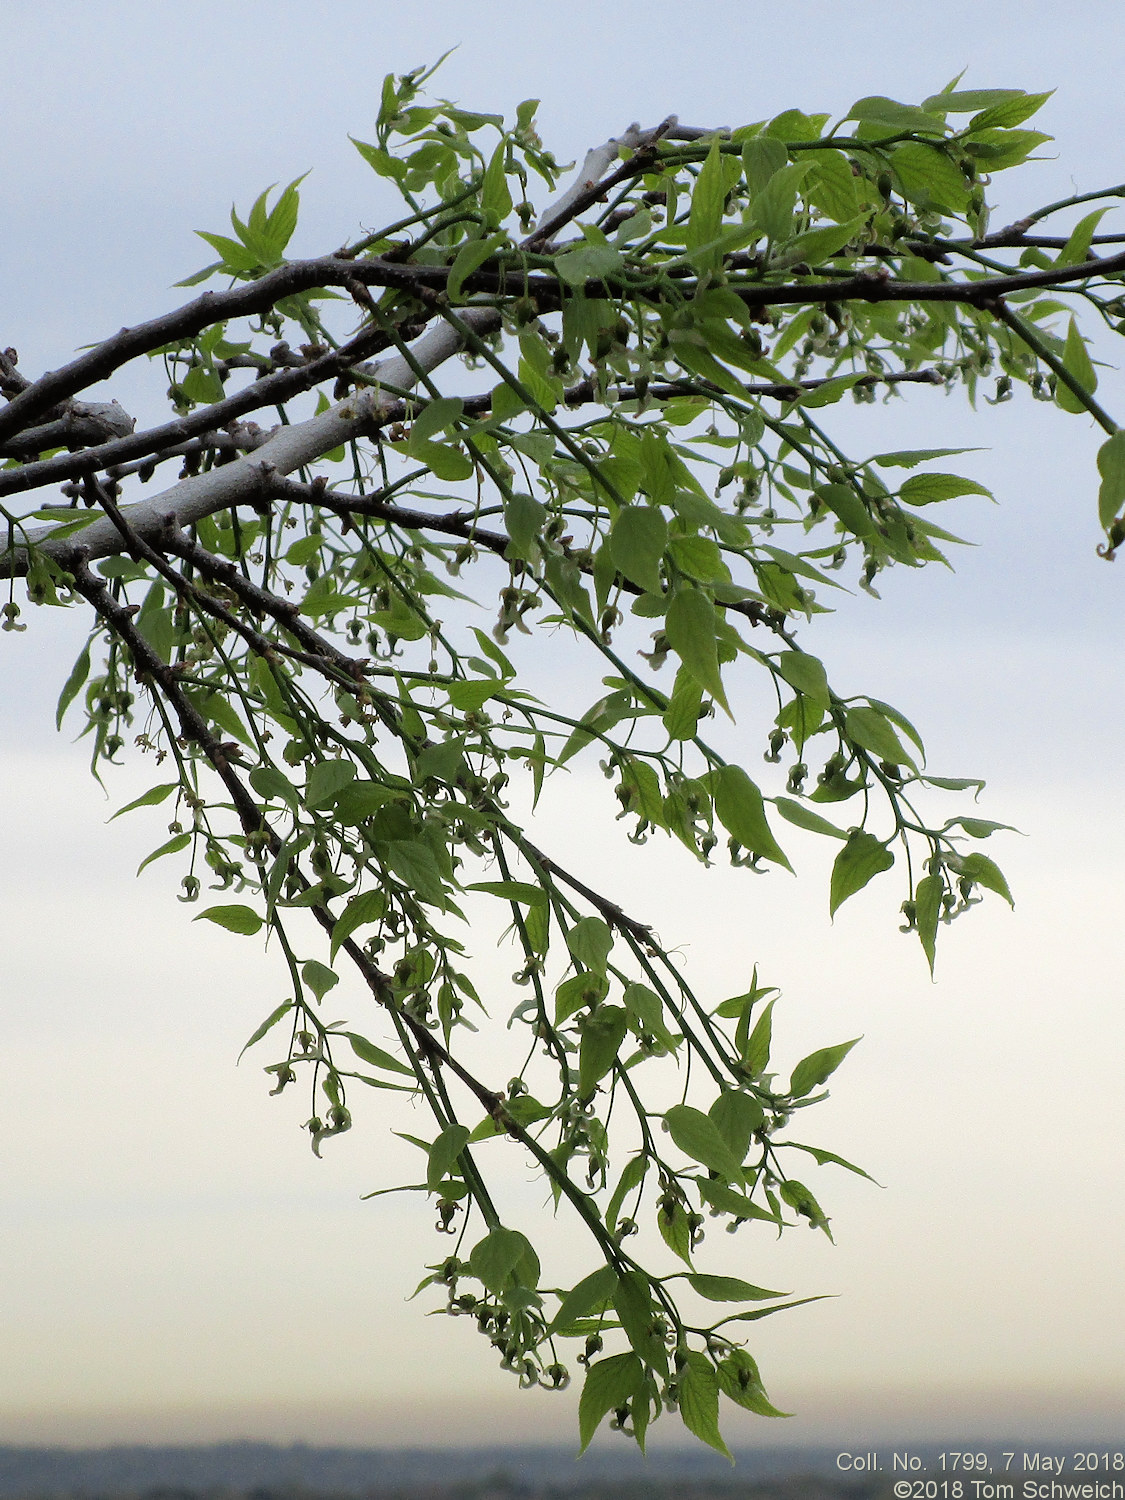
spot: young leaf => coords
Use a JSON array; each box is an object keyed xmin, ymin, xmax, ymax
[
  {"xmin": 237, "ymin": 1000, "xmax": 294, "ymax": 1061},
  {"xmin": 955, "ymin": 851, "xmax": 1014, "ymax": 906},
  {"xmin": 136, "ymin": 831, "xmax": 191, "ymax": 875},
  {"xmin": 1056, "ymin": 317, "xmax": 1098, "ymax": 415},
  {"xmin": 566, "ymin": 916, "xmax": 613, "ymax": 974},
  {"xmin": 469, "ymin": 1225, "xmax": 539, "ymax": 1294},
  {"xmin": 343, "ymin": 1031, "xmax": 415, "ymax": 1077},
  {"xmin": 426, "ymin": 1123, "xmax": 471, "ymax": 1191},
  {"xmin": 1096, "ymin": 430, "xmax": 1125, "ymax": 528},
  {"xmin": 664, "ymin": 1105, "xmax": 746, "ymax": 1184},
  {"xmin": 609, "ymin": 505, "xmax": 668, "ymax": 594},
  {"xmin": 844, "ymin": 705, "xmax": 915, "ymax": 769},
  {"xmin": 302, "ymin": 959, "xmax": 338, "ymax": 1001},
  {"xmin": 685, "ymin": 1273, "xmax": 785, "ymax": 1302},
  {"xmin": 578, "ymin": 1005, "xmax": 629, "ymax": 1096},
  {"xmin": 676, "ymin": 1352, "xmax": 731, "ymax": 1461},
  {"xmin": 665, "ymin": 587, "xmax": 730, "ymax": 713},
  {"xmin": 549, "ymin": 1263, "xmax": 618, "ymax": 1334},
  {"xmin": 109, "ymin": 782, "xmax": 177, "ymax": 820},
  {"xmin": 829, "ymin": 830, "xmax": 894, "ymax": 915},
  {"xmin": 710, "ymin": 764, "xmax": 792, "ymax": 870},
  {"xmin": 788, "ymin": 1036, "xmax": 861, "ymax": 1099},
  {"xmin": 56, "ymin": 643, "xmax": 91, "ymax": 730},
  {"xmin": 447, "ymin": 233, "xmax": 506, "ymax": 300},
  {"xmin": 481, "ymin": 140, "xmax": 512, "ymax": 225},
  {"xmin": 578, "ymin": 1352, "xmax": 645, "ymax": 1452},
  {"xmin": 195, "ymin": 904, "xmax": 263, "ymax": 936},
  {"xmin": 914, "ymin": 871, "xmax": 943, "ymax": 974}
]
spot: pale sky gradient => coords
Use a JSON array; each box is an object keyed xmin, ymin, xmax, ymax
[{"xmin": 2, "ymin": 0, "xmax": 1124, "ymax": 1452}]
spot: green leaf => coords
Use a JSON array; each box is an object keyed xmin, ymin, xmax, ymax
[
  {"xmin": 784, "ymin": 1140, "xmax": 876, "ymax": 1181},
  {"xmin": 383, "ymin": 839, "xmax": 447, "ymax": 905},
  {"xmin": 447, "ymin": 232, "xmax": 506, "ymax": 300},
  {"xmin": 686, "ymin": 1273, "xmax": 785, "ymax": 1302},
  {"xmin": 622, "ymin": 983, "xmax": 678, "ymax": 1049},
  {"xmin": 578, "ymin": 1352, "xmax": 645, "ymax": 1452},
  {"xmin": 664, "ymin": 1104, "xmax": 746, "ymax": 1184},
  {"xmin": 687, "ymin": 137, "xmax": 726, "ymax": 268},
  {"xmin": 302, "ymin": 959, "xmax": 338, "ymax": 1001},
  {"xmin": 890, "ymin": 143, "xmax": 970, "ymax": 212},
  {"xmin": 844, "ymin": 705, "xmax": 914, "ymax": 768},
  {"xmin": 899, "ymin": 472, "xmax": 991, "ymax": 506},
  {"xmin": 56, "ymin": 643, "xmax": 92, "ymax": 729},
  {"xmin": 815, "ymin": 481, "xmax": 874, "ymax": 538},
  {"xmin": 343, "ymin": 1031, "xmax": 415, "ymax": 1077},
  {"xmin": 109, "ymin": 782, "xmax": 177, "ymax": 820},
  {"xmin": 137, "ymin": 831, "xmax": 191, "ymax": 875},
  {"xmin": 874, "ymin": 446, "xmax": 979, "ymax": 469},
  {"xmin": 566, "ymin": 916, "xmax": 613, "ymax": 974},
  {"xmin": 330, "ymin": 890, "xmax": 385, "ymax": 960},
  {"xmin": 195, "ymin": 904, "xmax": 263, "ymax": 936},
  {"xmin": 924, "ymin": 87, "xmax": 1025, "ymax": 114},
  {"xmin": 657, "ymin": 1194, "xmax": 695, "ymax": 1266},
  {"xmin": 468, "ymin": 880, "xmax": 546, "ymax": 906},
  {"xmin": 410, "ymin": 396, "xmax": 465, "ymax": 444},
  {"xmin": 249, "ymin": 764, "xmax": 300, "ymax": 811},
  {"xmin": 829, "ymin": 831, "xmax": 894, "ymax": 915},
  {"xmin": 846, "ymin": 96, "xmax": 946, "ymax": 133},
  {"xmin": 716, "ymin": 1350, "xmax": 790, "ymax": 1417},
  {"xmin": 481, "ymin": 140, "xmax": 513, "ymax": 225},
  {"xmin": 752, "ymin": 161, "xmax": 812, "ymax": 243},
  {"xmin": 427, "ymin": 1123, "xmax": 471, "ymax": 1191},
  {"xmin": 694, "ymin": 1176, "xmax": 777, "ymax": 1224},
  {"xmin": 614, "ymin": 1269, "xmax": 668, "ymax": 1374},
  {"xmin": 1056, "ymin": 317, "xmax": 1098, "ymax": 415},
  {"xmin": 662, "ymin": 671, "xmax": 704, "ymax": 742},
  {"xmin": 665, "ymin": 587, "xmax": 729, "ymax": 712},
  {"xmin": 554, "ymin": 240, "xmax": 624, "ymax": 286},
  {"xmin": 677, "ymin": 1352, "xmax": 731, "ymax": 1461},
  {"xmin": 609, "ymin": 505, "xmax": 668, "ymax": 594},
  {"xmin": 237, "ymin": 1000, "xmax": 293, "ymax": 1061},
  {"xmin": 914, "ymin": 872, "xmax": 942, "ymax": 974},
  {"xmin": 555, "ymin": 971, "xmax": 608, "ymax": 1024},
  {"xmin": 789, "ymin": 1036, "xmax": 861, "ymax": 1099},
  {"xmin": 579, "ymin": 1005, "xmax": 629, "ymax": 1096},
  {"xmin": 955, "ymin": 851, "xmax": 1014, "ymax": 906},
  {"xmin": 605, "ymin": 1153, "xmax": 649, "ymax": 1233},
  {"xmin": 401, "ymin": 435, "xmax": 474, "ymax": 481},
  {"xmin": 1097, "ymin": 430, "xmax": 1125, "ymax": 528},
  {"xmin": 469, "ymin": 1225, "xmax": 539, "ymax": 1295},
  {"xmin": 741, "ymin": 135, "xmax": 787, "ymax": 197},
  {"xmin": 708, "ymin": 1089, "xmax": 763, "ymax": 1162},
  {"xmin": 965, "ymin": 90, "xmax": 1054, "ymax": 130},
  {"xmin": 306, "ymin": 758, "xmax": 356, "ymax": 810},
  {"xmin": 549, "ymin": 1263, "xmax": 618, "ymax": 1334},
  {"xmin": 740, "ymin": 997, "xmax": 776, "ymax": 1077},
  {"xmin": 964, "ymin": 128, "xmax": 1052, "ymax": 170},
  {"xmin": 1055, "ymin": 208, "xmax": 1109, "ymax": 269},
  {"xmin": 778, "ymin": 214, "xmax": 865, "ymax": 267},
  {"xmin": 776, "ymin": 650, "xmax": 830, "ymax": 709},
  {"xmin": 773, "ymin": 797, "xmax": 847, "ymax": 840},
  {"xmin": 333, "ymin": 781, "xmax": 397, "ymax": 824},
  {"xmin": 780, "ymin": 1178, "xmax": 833, "ymax": 1237},
  {"xmin": 194, "ymin": 230, "xmax": 260, "ymax": 273},
  {"xmin": 503, "ymin": 491, "xmax": 547, "ymax": 561},
  {"xmin": 709, "ymin": 764, "xmax": 791, "ymax": 870},
  {"xmin": 446, "ymin": 677, "xmax": 500, "ymax": 713}
]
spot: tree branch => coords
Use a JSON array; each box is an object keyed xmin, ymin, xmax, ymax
[{"xmin": 4, "ymin": 307, "xmax": 501, "ymax": 575}]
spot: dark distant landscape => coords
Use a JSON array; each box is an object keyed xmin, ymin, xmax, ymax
[
  {"xmin": 0, "ymin": 1444, "xmax": 891, "ymax": 1500},
  {"xmin": 1, "ymin": 1441, "xmax": 1110, "ymax": 1500}
]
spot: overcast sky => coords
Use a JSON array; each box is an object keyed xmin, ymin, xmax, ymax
[{"xmin": 2, "ymin": 0, "xmax": 1124, "ymax": 1457}]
